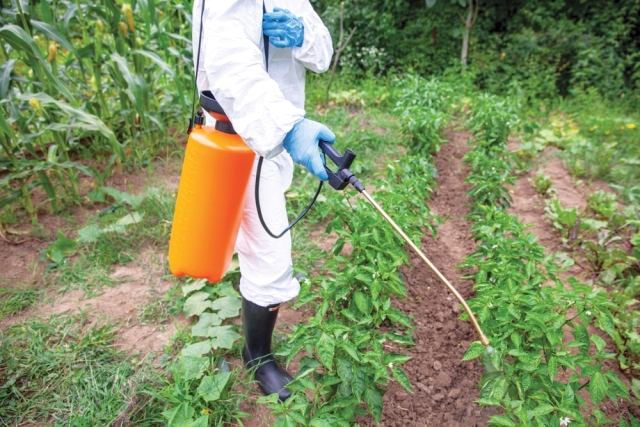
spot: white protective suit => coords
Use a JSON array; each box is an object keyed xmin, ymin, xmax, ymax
[{"xmin": 192, "ymin": 0, "xmax": 333, "ymax": 307}]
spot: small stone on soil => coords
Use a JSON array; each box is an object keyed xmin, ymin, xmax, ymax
[
  {"xmin": 433, "ymin": 360, "xmax": 442, "ymax": 370},
  {"xmin": 448, "ymin": 388, "xmax": 461, "ymax": 398},
  {"xmin": 435, "ymin": 371, "xmax": 452, "ymax": 388},
  {"xmin": 395, "ymin": 391, "xmax": 409, "ymax": 402}
]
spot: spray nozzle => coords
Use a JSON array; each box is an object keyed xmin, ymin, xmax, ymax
[{"xmin": 318, "ymin": 140, "xmax": 364, "ymax": 192}]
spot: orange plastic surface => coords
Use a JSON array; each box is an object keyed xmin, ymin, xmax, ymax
[{"xmin": 168, "ymin": 124, "xmax": 255, "ymax": 283}]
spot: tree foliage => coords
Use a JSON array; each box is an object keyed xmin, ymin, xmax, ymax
[{"xmin": 312, "ymin": 0, "xmax": 640, "ymax": 98}]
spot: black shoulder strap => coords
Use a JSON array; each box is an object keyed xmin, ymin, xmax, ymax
[
  {"xmin": 263, "ymin": 0, "xmax": 269, "ymax": 73},
  {"xmin": 188, "ymin": 0, "xmax": 207, "ymax": 134}
]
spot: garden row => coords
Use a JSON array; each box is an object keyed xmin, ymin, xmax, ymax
[
  {"xmin": 459, "ymin": 92, "xmax": 635, "ymax": 426},
  {"xmin": 540, "ymin": 173, "xmax": 640, "ymax": 394}
]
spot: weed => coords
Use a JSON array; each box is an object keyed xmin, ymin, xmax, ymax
[
  {"xmin": 0, "ymin": 286, "xmax": 39, "ymax": 319},
  {"xmin": 138, "ymin": 293, "xmax": 171, "ymax": 325},
  {"xmin": 0, "ymin": 313, "xmax": 165, "ymax": 425}
]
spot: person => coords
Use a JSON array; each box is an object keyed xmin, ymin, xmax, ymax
[{"xmin": 192, "ymin": 0, "xmax": 334, "ymax": 401}]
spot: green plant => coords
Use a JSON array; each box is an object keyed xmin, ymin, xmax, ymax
[
  {"xmin": 530, "ymin": 172, "xmax": 553, "ymax": 197},
  {"xmin": 463, "ymin": 206, "xmax": 630, "ymax": 426},
  {"xmin": 0, "ymin": 313, "xmax": 165, "ymax": 425},
  {"xmin": 463, "ymin": 151, "xmax": 516, "ymax": 210},
  {"xmin": 0, "ymin": 0, "xmax": 192, "ymax": 215},
  {"xmin": 459, "ymin": 95, "xmax": 633, "ymax": 426},
  {"xmin": 158, "ymin": 279, "xmax": 247, "ymax": 425},
  {"xmin": 543, "ymin": 190, "xmax": 640, "ymax": 372},
  {"xmin": 394, "ymin": 76, "xmax": 454, "ymax": 155},
  {"xmin": 270, "ymin": 162, "xmax": 438, "ymax": 424},
  {"xmin": 544, "ymin": 198, "xmax": 580, "ymax": 244},
  {"xmin": 159, "ymin": 356, "xmax": 249, "ymax": 427},
  {"xmin": 0, "ymin": 286, "xmax": 39, "ymax": 319}
]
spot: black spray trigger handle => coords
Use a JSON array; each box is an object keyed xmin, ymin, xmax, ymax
[
  {"xmin": 319, "ymin": 140, "xmax": 356, "ymax": 170},
  {"xmin": 318, "ymin": 140, "xmax": 362, "ymax": 191}
]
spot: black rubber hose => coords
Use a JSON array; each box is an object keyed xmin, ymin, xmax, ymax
[{"xmin": 255, "ymin": 156, "xmax": 323, "ymax": 239}]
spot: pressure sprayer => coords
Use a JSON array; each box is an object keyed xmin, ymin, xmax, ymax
[
  {"xmin": 168, "ymin": 93, "xmax": 489, "ymax": 348},
  {"xmin": 170, "ymin": 0, "xmax": 488, "ymax": 348}
]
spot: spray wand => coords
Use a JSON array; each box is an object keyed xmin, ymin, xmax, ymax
[{"xmin": 318, "ymin": 141, "xmax": 490, "ymax": 347}]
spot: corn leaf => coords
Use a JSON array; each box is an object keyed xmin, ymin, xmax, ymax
[
  {"xmin": 130, "ymin": 49, "xmax": 175, "ymax": 76},
  {"xmin": 0, "ymin": 59, "xmax": 16, "ymax": 99},
  {"xmin": 18, "ymin": 93, "xmax": 125, "ymax": 161},
  {"xmin": 0, "ymin": 24, "xmax": 77, "ymax": 105},
  {"xmin": 0, "ymin": 110, "xmax": 13, "ymax": 138},
  {"xmin": 31, "ymin": 20, "xmax": 76, "ymax": 53}
]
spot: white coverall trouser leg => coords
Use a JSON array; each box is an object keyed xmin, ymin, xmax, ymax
[{"xmin": 236, "ymin": 151, "xmax": 300, "ymax": 307}]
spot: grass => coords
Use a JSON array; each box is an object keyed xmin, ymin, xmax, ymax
[
  {"xmin": 0, "ymin": 286, "xmax": 40, "ymax": 320},
  {"xmin": 0, "ymin": 313, "xmax": 166, "ymax": 426}
]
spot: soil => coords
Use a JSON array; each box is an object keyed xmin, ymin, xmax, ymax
[
  {"xmin": 2, "ymin": 130, "xmax": 638, "ymax": 425},
  {"xmin": 0, "ymin": 162, "xmax": 186, "ymax": 356},
  {"xmin": 355, "ymin": 130, "xmax": 501, "ymax": 427}
]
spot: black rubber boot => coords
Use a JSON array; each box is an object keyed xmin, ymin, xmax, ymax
[{"xmin": 242, "ymin": 297, "xmax": 293, "ymax": 401}]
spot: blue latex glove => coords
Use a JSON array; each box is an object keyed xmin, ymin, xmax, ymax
[
  {"xmin": 283, "ymin": 119, "xmax": 335, "ymax": 181},
  {"xmin": 262, "ymin": 7, "xmax": 304, "ymax": 48}
]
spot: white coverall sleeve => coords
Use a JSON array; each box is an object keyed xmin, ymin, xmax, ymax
[
  {"xmin": 199, "ymin": 0, "xmax": 305, "ymax": 158},
  {"xmin": 292, "ymin": 3, "xmax": 334, "ymax": 73}
]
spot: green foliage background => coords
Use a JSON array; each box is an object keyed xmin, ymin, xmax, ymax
[{"xmin": 314, "ymin": 0, "xmax": 640, "ymax": 101}]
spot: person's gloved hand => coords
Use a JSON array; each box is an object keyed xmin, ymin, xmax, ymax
[
  {"xmin": 262, "ymin": 7, "xmax": 304, "ymax": 48},
  {"xmin": 283, "ymin": 119, "xmax": 335, "ymax": 181}
]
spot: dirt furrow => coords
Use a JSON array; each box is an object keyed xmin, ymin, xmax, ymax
[{"xmin": 370, "ymin": 131, "xmax": 499, "ymax": 427}]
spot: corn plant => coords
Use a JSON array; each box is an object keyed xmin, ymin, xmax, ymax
[{"xmin": 0, "ymin": 0, "xmax": 194, "ymax": 216}]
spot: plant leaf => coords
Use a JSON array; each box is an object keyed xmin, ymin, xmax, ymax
[
  {"xmin": 392, "ymin": 367, "xmax": 413, "ymax": 393},
  {"xmin": 77, "ymin": 224, "xmax": 102, "ymax": 243},
  {"xmin": 183, "ymin": 291, "xmax": 211, "ymax": 317},
  {"xmin": 179, "ymin": 356, "xmax": 209, "ymax": 381},
  {"xmin": 191, "ymin": 312, "xmax": 222, "ymax": 337},
  {"xmin": 317, "ymin": 332, "xmax": 336, "ymax": 370},
  {"xmin": 182, "ymin": 279, "xmax": 207, "ymax": 296},
  {"xmin": 488, "ymin": 415, "xmax": 516, "ymax": 427},
  {"xmin": 162, "ymin": 402, "xmax": 195, "ymax": 426},
  {"xmin": 210, "ymin": 296, "xmax": 241, "ymax": 319},
  {"xmin": 589, "ymin": 371, "xmax": 608, "ymax": 406},
  {"xmin": 197, "ymin": 372, "xmax": 231, "ymax": 402},
  {"xmin": 462, "ymin": 341, "xmax": 485, "ymax": 361},
  {"xmin": 0, "ymin": 58, "xmax": 16, "ymax": 99},
  {"xmin": 181, "ymin": 340, "xmax": 213, "ymax": 357},
  {"xmin": 208, "ymin": 325, "xmax": 241, "ymax": 349},
  {"xmin": 364, "ymin": 387, "xmax": 383, "ymax": 423}
]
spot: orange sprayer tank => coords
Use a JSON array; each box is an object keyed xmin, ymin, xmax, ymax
[{"xmin": 169, "ymin": 91, "xmax": 255, "ymax": 283}]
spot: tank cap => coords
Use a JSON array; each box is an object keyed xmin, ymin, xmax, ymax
[{"xmin": 200, "ymin": 91, "xmax": 226, "ymax": 116}]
